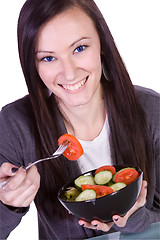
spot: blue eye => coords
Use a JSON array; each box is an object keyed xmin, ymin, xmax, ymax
[
  {"xmin": 43, "ymin": 56, "xmax": 54, "ymax": 62},
  {"xmin": 74, "ymin": 45, "xmax": 86, "ymax": 53}
]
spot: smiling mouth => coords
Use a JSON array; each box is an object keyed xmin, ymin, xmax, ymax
[{"xmin": 59, "ymin": 76, "xmax": 88, "ymax": 91}]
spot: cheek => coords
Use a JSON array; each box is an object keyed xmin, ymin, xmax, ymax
[
  {"xmin": 84, "ymin": 50, "xmax": 101, "ymax": 73},
  {"xmin": 93, "ymin": 52, "xmax": 102, "ymax": 77},
  {"xmin": 37, "ymin": 64, "xmax": 55, "ymax": 86}
]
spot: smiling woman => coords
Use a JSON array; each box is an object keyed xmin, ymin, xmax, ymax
[{"xmin": 0, "ymin": 0, "xmax": 159, "ymax": 240}]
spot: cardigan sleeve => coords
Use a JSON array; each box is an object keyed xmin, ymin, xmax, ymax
[
  {"xmin": 0, "ymin": 97, "xmax": 35, "ymax": 239},
  {"xmin": 0, "ymin": 202, "xmax": 29, "ymax": 239}
]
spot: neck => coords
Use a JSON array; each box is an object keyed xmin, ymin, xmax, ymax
[{"xmin": 58, "ymin": 86, "xmax": 106, "ymax": 141}]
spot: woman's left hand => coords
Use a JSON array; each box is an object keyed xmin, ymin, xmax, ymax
[{"xmin": 78, "ymin": 180, "xmax": 147, "ymax": 231}]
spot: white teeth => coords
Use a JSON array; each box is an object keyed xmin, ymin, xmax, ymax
[{"xmin": 62, "ymin": 78, "xmax": 87, "ymax": 91}]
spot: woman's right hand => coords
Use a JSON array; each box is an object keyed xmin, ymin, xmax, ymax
[{"xmin": 0, "ymin": 162, "xmax": 40, "ymax": 208}]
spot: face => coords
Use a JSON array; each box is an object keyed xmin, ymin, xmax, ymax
[{"xmin": 35, "ymin": 7, "xmax": 102, "ymax": 109}]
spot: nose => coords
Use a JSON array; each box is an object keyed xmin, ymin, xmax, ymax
[{"xmin": 61, "ymin": 57, "xmax": 76, "ymax": 81}]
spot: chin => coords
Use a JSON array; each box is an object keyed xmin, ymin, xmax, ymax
[{"xmin": 69, "ymin": 96, "xmax": 92, "ymax": 107}]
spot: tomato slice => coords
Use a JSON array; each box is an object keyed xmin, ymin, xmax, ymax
[
  {"xmin": 95, "ymin": 165, "xmax": 116, "ymax": 176},
  {"xmin": 99, "ymin": 186, "xmax": 114, "ymax": 197},
  {"xmin": 114, "ymin": 168, "xmax": 140, "ymax": 185},
  {"xmin": 58, "ymin": 133, "xmax": 83, "ymax": 160},
  {"xmin": 81, "ymin": 184, "xmax": 113, "ymax": 198}
]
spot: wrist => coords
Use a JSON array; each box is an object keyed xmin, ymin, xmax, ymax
[{"xmin": 5, "ymin": 204, "xmax": 27, "ymax": 213}]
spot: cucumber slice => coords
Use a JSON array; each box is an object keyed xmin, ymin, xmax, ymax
[
  {"xmin": 65, "ymin": 187, "xmax": 80, "ymax": 200},
  {"xmin": 74, "ymin": 175, "xmax": 95, "ymax": 190},
  {"xmin": 110, "ymin": 182, "xmax": 126, "ymax": 192},
  {"xmin": 94, "ymin": 170, "xmax": 112, "ymax": 185},
  {"xmin": 75, "ymin": 189, "xmax": 96, "ymax": 201}
]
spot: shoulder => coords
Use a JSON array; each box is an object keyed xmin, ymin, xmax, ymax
[
  {"xmin": 1, "ymin": 95, "xmax": 32, "ymax": 116},
  {"xmin": 135, "ymin": 85, "xmax": 159, "ymax": 114},
  {"xmin": 135, "ymin": 85, "xmax": 159, "ymax": 102},
  {"xmin": 0, "ymin": 96, "xmax": 36, "ymax": 165},
  {"xmin": 135, "ymin": 85, "xmax": 160, "ymax": 138},
  {"xmin": 0, "ymin": 95, "xmax": 33, "ymax": 125},
  {"xmin": 0, "ymin": 95, "xmax": 35, "ymax": 147}
]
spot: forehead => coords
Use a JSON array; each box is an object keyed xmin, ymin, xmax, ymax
[{"xmin": 36, "ymin": 7, "xmax": 99, "ymax": 50}]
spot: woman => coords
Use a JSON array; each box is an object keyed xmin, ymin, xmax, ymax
[{"xmin": 0, "ymin": 0, "xmax": 159, "ymax": 239}]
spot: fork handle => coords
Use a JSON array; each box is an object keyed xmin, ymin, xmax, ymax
[
  {"xmin": 0, "ymin": 179, "xmax": 10, "ymax": 188},
  {"xmin": 25, "ymin": 154, "xmax": 59, "ymax": 170},
  {"xmin": 0, "ymin": 155, "xmax": 59, "ymax": 188}
]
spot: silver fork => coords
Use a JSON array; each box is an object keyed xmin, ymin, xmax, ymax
[
  {"xmin": 26, "ymin": 140, "xmax": 69, "ymax": 170},
  {"xmin": 0, "ymin": 140, "xmax": 69, "ymax": 188}
]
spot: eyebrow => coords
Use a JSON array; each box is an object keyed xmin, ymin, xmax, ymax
[
  {"xmin": 35, "ymin": 50, "xmax": 55, "ymax": 55},
  {"xmin": 36, "ymin": 37, "xmax": 91, "ymax": 54},
  {"xmin": 70, "ymin": 37, "xmax": 91, "ymax": 47}
]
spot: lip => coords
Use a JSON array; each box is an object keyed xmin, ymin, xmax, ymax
[{"xmin": 58, "ymin": 76, "xmax": 88, "ymax": 92}]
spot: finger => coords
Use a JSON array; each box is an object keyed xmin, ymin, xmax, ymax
[
  {"xmin": 21, "ymin": 185, "xmax": 39, "ymax": 207},
  {"xmin": 0, "ymin": 162, "xmax": 19, "ymax": 178},
  {"xmin": 21, "ymin": 165, "xmax": 40, "ymax": 191},
  {"xmin": 112, "ymin": 214, "xmax": 127, "ymax": 227},
  {"xmin": 91, "ymin": 220, "xmax": 114, "ymax": 231},
  {"xmin": 9, "ymin": 183, "xmax": 39, "ymax": 207},
  {"xmin": 1, "ymin": 185, "xmax": 8, "ymax": 191},
  {"xmin": 24, "ymin": 166, "xmax": 40, "ymax": 194},
  {"xmin": 79, "ymin": 219, "xmax": 113, "ymax": 231},
  {"xmin": 137, "ymin": 180, "xmax": 147, "ymax": 206},
  {"xmin": 13, "ymin": 166, "xmax": 40, "ymax": 207},
  {"xmin": 0, "ymin": 167, "xmax": 40, "ymax": 207},
  {"xmin": 79, "ymin": 219, "xmax": 100, "ymax": 230},
  {"xmin": 25, "ymin": 165, "xmax": 39, "ymax": 182},
  {"xmin": 0, "ymin": 185, "xmax": 34, "ymax": 207},
  {"xmin": 3, "ymin": 167, "xmax": 26, "ymax": 191},
  {"xmin": 78, "ymin": 220, "xmax": 96, "ymax": 229}
]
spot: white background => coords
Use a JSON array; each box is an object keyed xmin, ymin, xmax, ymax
[{"xmin": 0, "ymin": 1, "xmax": 159, "ymax": 239}]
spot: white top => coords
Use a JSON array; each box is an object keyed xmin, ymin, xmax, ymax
[{"xmin": 77, "ymin": 115, "xmax": 112, "ymax": 174}]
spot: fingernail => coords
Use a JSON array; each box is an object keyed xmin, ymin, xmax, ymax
[
  {"xmin": 80, "ymin": 224, "xmax": 85, "ymax": 227},
  {"xmin": 114, "ymin": 218, "xmax": 119, "ymax": 222},
  {"xmin": 93, "ymin": 224, "xmax": 98, "ymax": 227},
  {"xmin": 11, "ymin": 167, "xmax": 19, "ymax": 173}
]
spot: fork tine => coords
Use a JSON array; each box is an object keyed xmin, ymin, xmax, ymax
[{"xmin": 53, "ymin": 140, "xmax": 69, "ymax": 155}]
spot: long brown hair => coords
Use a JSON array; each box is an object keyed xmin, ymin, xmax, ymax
[{"xmin": 17, "ymin": 0, "xmax": 153, "ymax": 217}]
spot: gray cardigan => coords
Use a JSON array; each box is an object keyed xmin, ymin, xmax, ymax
[{"xmin": 0, "ymin": 86, "xmax": 159, "ymax": 239}]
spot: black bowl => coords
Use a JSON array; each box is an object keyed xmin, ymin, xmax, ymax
[{"xmin": 58, "ymin": 165, "xmax": 143, "ymax": 222}]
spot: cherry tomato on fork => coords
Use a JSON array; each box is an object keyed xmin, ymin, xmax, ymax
[{"xmin": 58, "ymin": 134, "xmax": 83, "ymax": 160}]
